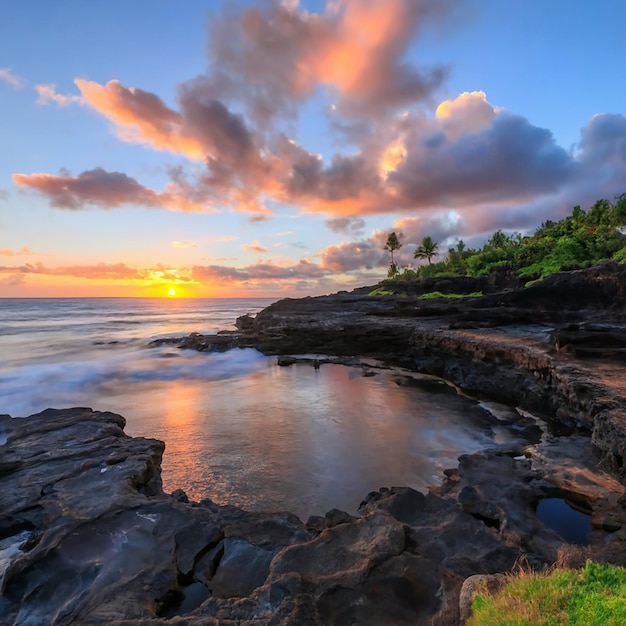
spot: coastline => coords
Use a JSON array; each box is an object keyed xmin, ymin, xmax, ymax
[{"xmin": 2, "ymin": 263, "xmax": 626, "ymax": 625}]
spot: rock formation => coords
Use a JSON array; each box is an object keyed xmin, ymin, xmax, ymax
[{"xmin": 2, "ymin": 263, "xmax": 626, "ymax": 624}]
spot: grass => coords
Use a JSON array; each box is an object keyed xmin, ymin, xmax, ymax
[
  {"xmin": 368, "ymin": 288, "xmax": 394, "ymax": 296},
  {"xmin": 468, "ymin": 561, "xmax": 626, "ymax": 626},
  {"xmin": 419, "ymin": 290, "xmax": 483, "ymax": 299}
]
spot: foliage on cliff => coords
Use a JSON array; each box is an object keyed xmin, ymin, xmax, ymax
[{"xmin": 393, "ymin": 195, "xmax": 626, "ymax": 283}]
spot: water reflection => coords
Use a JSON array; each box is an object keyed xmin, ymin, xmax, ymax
[{"xmin": 123, "ymin": 361, "xmax": 524, "ymax": 519}]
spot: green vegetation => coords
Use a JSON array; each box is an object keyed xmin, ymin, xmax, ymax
[
  {"xmin": 384, "ymin": 232, "xmax": 402, "ymax": 278},
  {"xmin": 419, "ymin": 291, "xmax": 482, "ymax": 299},
  {"xmin": 468, "ymin": 561, "xmax": 626, "ymax": 626},
  {"xmin": 414, "ymin": 235, "xmax": 439, "ymax": 265},
  {"xmin": 368, "ymin": 288, "xmax": 394, "ymax": 296},
  {"xmin": 385, "ymin": 195, "xmax": 626, "ymax": 284}
]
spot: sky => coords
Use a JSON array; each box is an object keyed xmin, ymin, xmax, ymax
[{"xmin": 1, "ymin": 0, "xmax": 625, "ymax": 298}]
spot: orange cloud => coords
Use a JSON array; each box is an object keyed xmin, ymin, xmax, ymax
[
  {"xmin": 241, "ymin": 239, "xmax": 268, "ymax": 253},
  {"xmin": 171, "ymin": 241, "xmax": 197, "ymax": 248},
  {"xmin": 0, "ymin": 262, "xmax": 142, "ymax": 280},
  {"xmin": 0, "ymin": 262, "xmax": 197, "ymax": 285},
  {"xmin": 74, "ymin": 79, "xmax": 205, "ymax": 159},
  {"xmin": 0, "ymin": 247, "xmax": 31, "ymax": 257}
]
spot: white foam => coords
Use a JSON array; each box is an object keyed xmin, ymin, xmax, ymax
[{"xmin": 0, "ymin": 346, "xmax": 267, "ymax": 417}]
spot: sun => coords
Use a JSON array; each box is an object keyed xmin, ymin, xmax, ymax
[{"xmin": 167, "ymin": 287, "xmax": 177, "ymax": 297}]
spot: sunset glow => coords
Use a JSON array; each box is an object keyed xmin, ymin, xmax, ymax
[{"xmin": 1, "ymin": 1, "xmax": 624, "ymax": 298}]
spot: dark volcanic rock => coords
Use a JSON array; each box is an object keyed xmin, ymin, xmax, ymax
[
  {"xmin": 4, "ymin": 264, "xmax": 626, "ymax": 624},
  {"xmin": 1, "ymin": 407, "xmax": 625, "ymax": 625}
]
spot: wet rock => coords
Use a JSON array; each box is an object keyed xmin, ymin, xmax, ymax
[
  {"xmin": 235, "ymin": 314, "xmax": 255, "ymax": 331},
  {"xmin": 171, "ymin": 488, "xmax": 189, "ymax": 503}
]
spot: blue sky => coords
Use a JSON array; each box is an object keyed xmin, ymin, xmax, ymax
[{"xmin": 1, "ymin": 0, "xmax": 625, "ymax": 297}]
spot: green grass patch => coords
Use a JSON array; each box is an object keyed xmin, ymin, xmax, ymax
[
  {"xmin": 468, "ymin": 561, "xmax": 626, "ymax": 626},
  {"xmin": 419, "ymin": 291, "xmax": 483, "ymax": 299},
  {"xmin": 368, "ymin": 288, "xmax": 394, "ymax": 296}
]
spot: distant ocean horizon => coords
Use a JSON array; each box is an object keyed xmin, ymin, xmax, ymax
[{"xmin": 0, "ymin": 297, "xmax": 525, "ymax": 518}]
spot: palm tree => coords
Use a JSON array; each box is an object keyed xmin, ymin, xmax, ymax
[
  {"xmin": 414, "ymin": 236, "xmax": 439, "ymax": 265},
  {"xmin": 384, "ymin": 232, "xmax": 402, "ymax": 265}
]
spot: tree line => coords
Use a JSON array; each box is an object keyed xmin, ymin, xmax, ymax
[{"xmin": 384, "ymin": 194, "xmax": 626, "ymax": 281}]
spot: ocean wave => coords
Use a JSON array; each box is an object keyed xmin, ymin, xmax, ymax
[{"xmin": 0, "ymin": 347, "xmax": 267, "ymax": 418}]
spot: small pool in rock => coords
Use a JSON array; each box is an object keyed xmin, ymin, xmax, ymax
[{"xmin": 536, "ymin": 498, "xmax": 592, "ymax": 545}]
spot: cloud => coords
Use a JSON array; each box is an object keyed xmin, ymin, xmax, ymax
[
  {"xmin": 435, "ymin": 90, "xmax": 497, "ymax": 138},
  {"xmin": 0, "ymin": 68, "xmax": 25, "ymax": 89},
  {"xmin": 387, "ymin": 111, "xmax": 575, "ymax": 208},
  {"xmin": 171, "ymin": 241, "xmax": 197, "ymax": 249},
  {"xmin": 319, "ymin": 239, "xmax": 386, "ymax": 272},
  {"xmin": 579, "ymin": 113, "xmax": 626, "ymax": 169},
  {"xmin": 0, "ymin": 261, "xmax": 142, "ymax": 280},
  {"xmin": 192, "ymin": 258, "xmax": 327, "ymax": 284},
  {"xmin": 241, "ymin": 239, "xmax": 268, "ymax": 253},
  {"xmin": 205, "ymin": 0, "xmax": 453, "ymax": 124},
  {"xmin": 325, "ymin": 217, "xmax": 366, "ymax": 235},
  {"xmin": 0, "ymin": 274, "xmax": 26, "ymax": 287},
  {"xmin": 0, "ymin": 261, "xmax": 195, "ymax": 284},
  {"xmin": 35, "ymin": 84, "xmax": 81, "ymax": 106},
  {"xmin": 15, "ymin": 2, "xmax": 625, "ymax": 244},
  {"xmin": 0, "ymin": 247, "xmax": 31, "ymax": 257},
  {"xmin": 73, "ymin": 79, "xmax": 205, "ymax": 159},
  {"xmin": 213, "ymin": 235, "xmax": 239, "ymax": 242},
  {"xmin": 13, "ymin": 167, "xmax": 215, "ymax": 212},
  {"xmin": 270, "ymin": 231, "xmax": 296, "ymax": 237}
]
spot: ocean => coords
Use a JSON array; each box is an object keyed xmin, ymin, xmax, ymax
[{"xmin": 0, "ymin": 297, "xmax": 528, "ymax": 518}]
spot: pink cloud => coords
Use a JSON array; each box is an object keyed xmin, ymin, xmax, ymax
[
  {"xmin": 0, "ymin": 68, "xmax": 25, "ymax": 89},
  {"xmin": 205, "ymin": 0, "xmax": 452, "ymax": 124},
  {"xmin": 35, "ymin": 84, "xmax": 81, "ymax": 106},
  {"xmin": 319, "ymin": 240, "xmax": 386, "ymax": 272},
  {"xmin": 13, "ymin": 168, "xmax": 215, "ymax": 213}
]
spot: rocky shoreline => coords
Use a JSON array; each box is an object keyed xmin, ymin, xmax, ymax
[{"xmin": 2, "ymin": 264, "xmax": 626, "ymax": 625}]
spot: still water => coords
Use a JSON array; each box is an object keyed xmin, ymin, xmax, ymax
[{"xmin": 1, "ymin": 298, "xmax": 529, "ymax": 518}]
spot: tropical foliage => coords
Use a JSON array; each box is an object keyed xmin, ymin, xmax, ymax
[
  {"xmin": 384, "ymin": 231, "xmax": 403, "ymax": 278},
  {"xmin": 414, "ymin": 235, "xmax": 439, "ymax": 265},
  {"xmin": 386, "ymin": 195, "xmax": 626, "ymax": 282}
]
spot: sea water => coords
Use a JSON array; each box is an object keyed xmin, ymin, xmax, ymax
[{"xmin": 1, "ymin": 298, "xmax": 528, "ymax": 518}]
